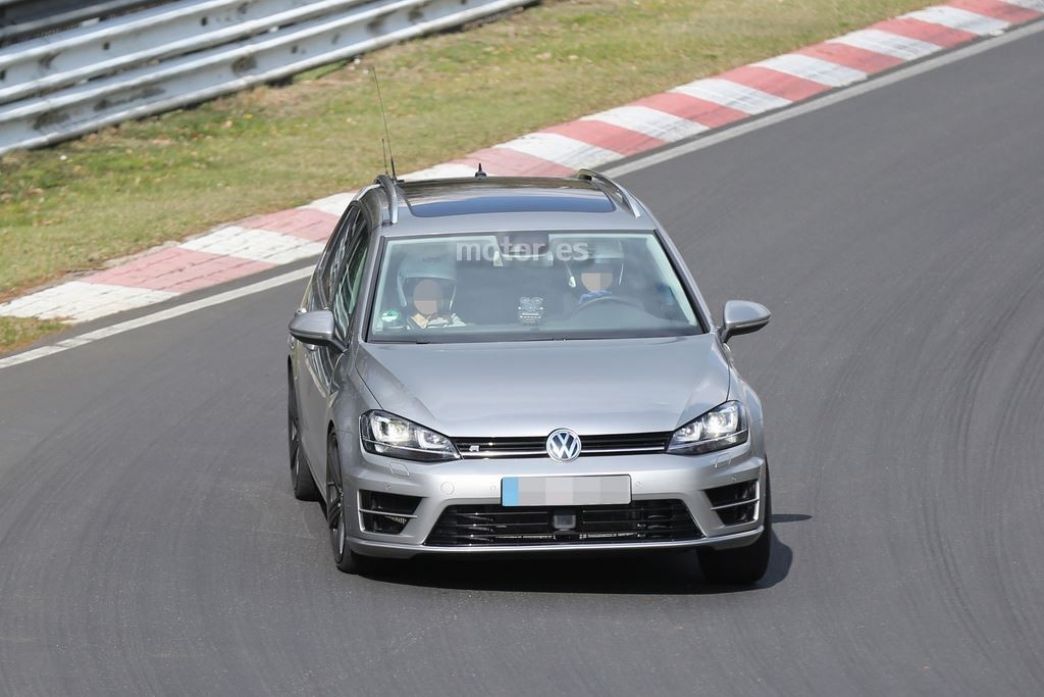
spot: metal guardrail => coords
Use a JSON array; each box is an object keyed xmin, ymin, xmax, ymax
[
  {"xmin": 0, "ymin": 0, "xmax": 166, "ymax": 45},
  {"xmin": 0, "ymin": 0, "xmax": 531, "ymax": 155},
  {"xmin": 0, "ymin": 0, "xmax": 327, "ymax": 103}
]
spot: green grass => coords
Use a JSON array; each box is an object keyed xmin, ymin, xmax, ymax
[
  {"xmin": 0, "ymin": 317, "xmax": 64, "ymax": 354},
  {"xmin": 0, "ymin": 0, "xmax": 935, "ymax": 352}
]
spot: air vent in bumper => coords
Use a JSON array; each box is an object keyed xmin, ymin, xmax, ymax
[
  {"xmin": 705, "ymin": 480, "xmax": 758, "ymax": 526},
  {"xmin": 359, "ymin": 491, "xmax": 422, "ymax": 535},
  {"xmin": 425, "ymin": 499, "xmax": 701, "ymax": 546}
]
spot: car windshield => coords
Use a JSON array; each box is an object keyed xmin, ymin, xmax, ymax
[{"xmin": 367, "ymin": 231, "xmax": 703, "ymax": 343}]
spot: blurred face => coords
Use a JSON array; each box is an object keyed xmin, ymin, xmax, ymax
[
  {"xmin": 579, "ymin": 261, "xmax": 617, "ymax": 292},
  {"xmin": 580, "ymin": 271, "xmax": 613, "ymax": 292},
  {"xmin": 412, "ymin": 278, "xmax": 446, "ymax": 316}
]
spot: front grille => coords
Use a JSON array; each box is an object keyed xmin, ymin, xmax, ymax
[
  {"xmin": 453, "ymin": 432, "xmax": 670, "ymax": 459},
  {"xmin": 425, "ymin": 499, "xmax": 701, "ymax": 546},
  {"xmin": 705, "ymin": 480, "xmax": 758, "ymax": 526},
  {"xmin": 359, "ymin": 491, "xmax": 422, "ymax": 535}
]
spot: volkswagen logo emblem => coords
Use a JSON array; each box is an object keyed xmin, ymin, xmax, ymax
[{"xmin": 546, "ymin": 428, "xmax": 582, "ymax": 462}]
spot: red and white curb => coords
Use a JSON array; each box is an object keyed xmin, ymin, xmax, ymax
[{"xmin": 2, "ymin": 0, "xmax": 1041, "ymax": 324}]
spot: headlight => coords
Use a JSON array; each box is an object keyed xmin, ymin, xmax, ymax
[
  {"xmin": 668, "ymin": 401, "xmax": 748, "ymax": 455},
  {"xmin": 361, "ymin": 411, "xmax": 459, "ymax": 462}
]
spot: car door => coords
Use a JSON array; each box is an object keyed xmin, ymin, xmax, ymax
[
  {"xmin": 296, "ymin": 205, "xmax": 359, "ymax": 473},
  {"xmin": 308, "ymin": 214, "xmax": 370, "ymax": 456}
]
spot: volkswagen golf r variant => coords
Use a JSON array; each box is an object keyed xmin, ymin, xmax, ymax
[{"xmin": 287, "ymin": 170, "xmax": 773, "ymax": 585}]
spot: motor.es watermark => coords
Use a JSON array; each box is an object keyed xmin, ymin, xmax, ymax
[{"xmin": 456, "ymin": 240, "xmax": 590, "ymax": 263}]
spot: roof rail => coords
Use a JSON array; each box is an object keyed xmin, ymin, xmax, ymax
[
  {"xmin": 576, "ymin": 169, "xmax": 641, "ymax": 219},
  {"xmin": 374, "ymin": 174, "xmax": 399, "ymax": 225}
]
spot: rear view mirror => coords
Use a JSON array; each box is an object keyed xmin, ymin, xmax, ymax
[
  {"xmin": 719, "ymin": 300, "xmax": 770, "ymax": 343},
  {"xmin": 289, "ymin": 310, "xmax": 341, "ymax": 350}
]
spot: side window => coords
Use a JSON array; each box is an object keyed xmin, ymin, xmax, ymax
[
  {"xmin": 316, "ymin": 207, "xmax": 359, "ymax": 307},
  {"xmin": 332, "ymin": 223, "xmax": 371, "ymax": 334}
]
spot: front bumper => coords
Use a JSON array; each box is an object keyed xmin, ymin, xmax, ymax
[{"xmin": 342, "ymin": 438, "xmax": 767, "ymax": 559}]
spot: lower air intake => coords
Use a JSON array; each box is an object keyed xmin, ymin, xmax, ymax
[
  {"xmin": 359, "ymin": 491, "xmax": 422, "ymax": 535},
  {"xmin": 705, "ymin": 480, "xmax": 759, "ymax": 526},
  {"xmin": 425, "ymin": 499, "xmax": 701, "ymax": 547}
]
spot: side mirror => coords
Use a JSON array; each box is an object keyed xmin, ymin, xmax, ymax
[
  {"xmin": 719, "ymin": 300, "xmax": 770, "ymax": 343},
  {"xmin": 289, "ymin": 310, "xmax": 342, "ymax": 350}
]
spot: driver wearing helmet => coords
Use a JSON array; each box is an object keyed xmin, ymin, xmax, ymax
[
  {"xmin": 397, "ymin": 253, "xmax": 466, "ymax": 329},
  {"xmin": 566, "ymin": 238, "xmax": 626, "ymax": 306}
]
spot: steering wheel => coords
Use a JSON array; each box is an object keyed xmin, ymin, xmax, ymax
[{"xmin": 568, "ymin": 295, "xmax": 645, "ymax": 317}]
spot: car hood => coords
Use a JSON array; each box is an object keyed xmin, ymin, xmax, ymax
[{"xmin": 355, "ymin": 335, "xmax": 731, "ymax": 437}]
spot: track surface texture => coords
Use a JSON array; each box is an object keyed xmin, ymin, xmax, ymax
[{"xmin": 1, "ymin": 30, "xmax": 1043, "ymax": 697}]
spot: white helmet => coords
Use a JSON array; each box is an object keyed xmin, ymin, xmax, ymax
[{"xmin": 396, "ymin": 253, "xmax": 458, "ymax": 310}]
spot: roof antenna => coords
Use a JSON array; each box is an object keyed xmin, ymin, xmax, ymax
[
  {"xmin": 379, "ymin": 136, "xmax": 390, "ymax": 179},
  {"xmin": 371, "ymin": 66, "xmax": 398, "ymax": 181},
  {"xmin": 475, "ymin": 162, "xmax": 487, "ymax": 178}
]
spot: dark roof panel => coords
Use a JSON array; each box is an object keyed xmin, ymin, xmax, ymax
[{"xmin": 402, "ymin": 178, "xmax": 616, "ymax": 218}]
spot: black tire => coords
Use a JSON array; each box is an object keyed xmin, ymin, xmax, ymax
[
  {"xmin": 326, "ymin": 437, "xmax": 376, "ymax": 575},
  {"xmin": 697, "ymin": 467, "xmax": 772, "ymax": 586},
  {"xmin": 288, "ymin": 371, "xmax": 320, "ymax": 502}
]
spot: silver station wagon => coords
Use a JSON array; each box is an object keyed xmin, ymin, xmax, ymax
[{"xmin": 287, "ymin": 170, "xmax": 773, "ymax": 585}]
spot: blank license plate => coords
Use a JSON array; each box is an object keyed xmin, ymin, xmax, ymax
[{"xmin": 501, "ymin": 475, "xmax": 631, "ymax": 507}]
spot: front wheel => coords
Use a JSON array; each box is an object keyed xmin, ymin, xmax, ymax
[
  {"xmin": 326, "ymin": 437, "xmax": 376, "ymax": 575},
  {"xmin": 697, "ymin": 467, "xmax": 772, "ymax": 586}
]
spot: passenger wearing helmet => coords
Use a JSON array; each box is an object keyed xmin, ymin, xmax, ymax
[
  {"xmin": 396, "ymin": 253, "xmax": 466, "ymax": 330},
  {"xmin": 566, "ymin": 238, "xmax": 626, "ymax": 306}
]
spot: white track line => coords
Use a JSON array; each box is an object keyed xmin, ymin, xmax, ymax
[{"xmin": 0, "ymin": 267, "xmax": 313, "ymax": 370}]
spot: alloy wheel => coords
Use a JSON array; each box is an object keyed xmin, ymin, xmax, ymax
[{"xmin": 326, "ymin": 442, "xmax": 346, "ymax": 561}]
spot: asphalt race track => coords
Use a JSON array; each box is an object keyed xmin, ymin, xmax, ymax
[{"xmin": 2, "ymin": 30, "xmax": 1043, "ymax": 697}]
